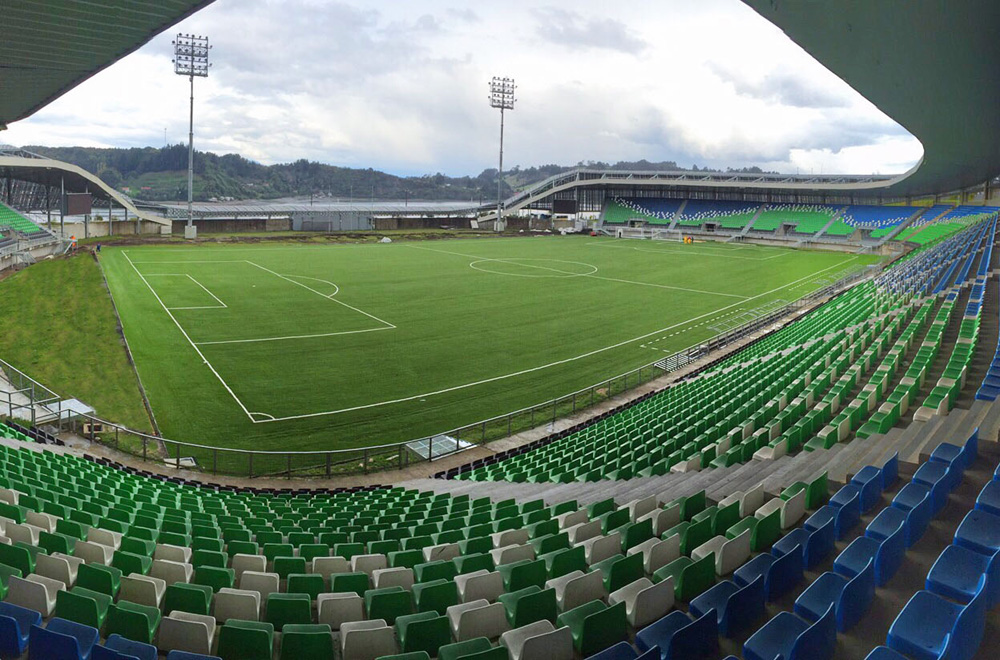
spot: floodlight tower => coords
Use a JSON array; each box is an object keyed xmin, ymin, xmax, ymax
[
  {"xmin": 172, "ymin": 33, "xmax": 211, "ymax": 239},
  {"xmin": 489, "ymin": 77, "xmax": 516, "ymax": 231}
]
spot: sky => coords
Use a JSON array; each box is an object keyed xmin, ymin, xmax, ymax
[{"xmin": 2, "ymin": 0, "xmax": 923, "ymax": 178}]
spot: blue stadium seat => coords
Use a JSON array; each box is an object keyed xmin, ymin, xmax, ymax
[
  {"xmin": 771, "ymin": 517, "xmax": 834, "ymax": 569},
  {"xmin": 891, "ymin": 483, "xmax": 932, "ymax": 547},
  {"xmin": 836, "ymin": 474, "xmax": 880, "ymax": 515},
  {"xmin": 99, "ymin": 634, "xmax": 157, "ymax": 660},
  {"xmin": 833, "ymin": 526, "xmax": 903, "ymax": 588},
  {"xmin": 689, "ymin": 575, "xmax": 764, "ymax": 637},
  {"xmin": 975, "ymin": 480, "xmax": 1000, "ymax": 517},
  {"xmin": 926, "ymin": 545, "xmax": 1000, "ymax": 609},
  {"xmin": 866, "ymin": 507, "xmax": 908, "ymax": 547},
  {"xmin": 912, "ymin": 461, "xmax": 957, "ymax": 514},
  {"xmin": 805, "ymin": 489, "xmax": 860, "ymax": 540},
  {"xmin": 634, "ymin": 610, "xmax": 717, "ymax": 660},
  {"xmin": 733, "ymin": 546, "xmax": 802, "ymax": 602},
  {"xmin": 954, "ymin": 509, "xmax": 1000, "ymax": 556},
  {"xmin": 743, "ymin": 604, "xmax": 835, "ymax": 660},
  {"xmin": 793, "ymin": 559, "xmax": 874, "ymax": 632},
  {"xmin": 929, "ymin": 430, "xmax": 977, "ymax": 470},
  {"xmin": 0, "ymin": 601, "xmax": 40, "ymax": 657},
  {"xmin": 28, "ymin": 618, "xmax": 99, "ymax": 660},
  {"xmin": 886, "ymin": 577, "xmax": 987, "ymax": 660},
  {"xmin": 864, "ymin": 646, "xmax": 908, "ymax": 660}
]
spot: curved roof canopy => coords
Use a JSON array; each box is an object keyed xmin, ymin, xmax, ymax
[
  {"xmin": 0, "ymin": 0, "xmax": 215, "ymax": 129},
  {"xmin": 743, "ymin": 0, "xmax": 1000, "ymax": 197},
  {"xmin": 0, "ymin": 150, "xmax": 169, "ymax": 226}
]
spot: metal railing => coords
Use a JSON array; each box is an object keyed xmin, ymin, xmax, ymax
[
  {"xmin": 0, "ymin": 359, "xmax": 63, "ymax": 426},
  {"xmin": 1, "ymin": 264, "xmax": 879, "ymax": 480}
]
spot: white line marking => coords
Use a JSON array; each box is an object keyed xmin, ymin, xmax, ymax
[
  {"xmin": 244, "ymin": 261, "xmax": 396, "ymax": 329},
  {"xmin": 280, "ymin": 274, "xmax": 341, "ymax": 298},
  {"xmin": 195, "ymin": 326, "xmax": 393, "ymax": 346},
  {"xmin": 142, "ymin": 273, "xmax": 227, "ymax": 309},
  {"xmin": 123, "ymin": 252, "xmax": 257, "ymax": 423},
  {"xmin": 185, "ymin": 274, "xmax": 227, "ymax": 308},
  {"xmin": 255, "ymin": 254, "xmax": 861, "ymax": 423},
  {"xmin": 171, "ymin": 306, "xmax": 226, "ymax": 311},
  {"xmin": 469, "ymin": 258, "xmax": 598, "ymax": 278},
  {"xmin": 413, "ymin": 245, "xmax": 749, "ymax": 299},
  {"xmin": 587, "ymin": 274, "xmax": 749, "ymax": 298}
]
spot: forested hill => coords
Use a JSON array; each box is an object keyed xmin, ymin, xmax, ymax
[{"xmin": 22, "ymin": 145, "xmax": 774, "ymax": 203}]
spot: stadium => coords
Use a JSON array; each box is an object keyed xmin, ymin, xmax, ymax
[{"xmin": 0, "ymin": 1, "xmax": 998, "ymax": 659}]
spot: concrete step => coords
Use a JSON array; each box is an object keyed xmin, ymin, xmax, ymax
[{"xmin": 915, "ymin": 408, "xmax": 969, "ymax": 462}]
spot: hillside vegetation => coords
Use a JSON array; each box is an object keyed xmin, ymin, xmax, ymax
[{"xmin": 24, "ymin": 144, "xmax": 775, "ymax": 203}]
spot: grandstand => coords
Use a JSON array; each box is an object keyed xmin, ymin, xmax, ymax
[
  {"xmin": 750, "ymin": 204, "xmax": 840, "ymax": 234},
  {"xmin": 674, "ymin": 201, "xmax": 759, "ymax": 229},
  {"xmin": 0, "ymin": 202, "xmax": 44, "ymax": 236},
  {"xmin": 2, "ymin": 0, "xmax": 1000, "ymax": 659},
  {"xmin": 603, "ymin": 198, "xmax": 683, "ymax": 226}
]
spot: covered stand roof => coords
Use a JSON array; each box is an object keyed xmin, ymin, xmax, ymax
[
  {"xmin": 0, "ymin": 0, "xmax": 216, "ymax": 129},
  {"xmin": 743, "ymin": 0, "xmax": 1000, "ymax": 197}
]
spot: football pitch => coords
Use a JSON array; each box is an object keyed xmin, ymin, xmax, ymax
[{"xmin": 100, "ymin": 236, "xmax": 882, "ymax": 458}]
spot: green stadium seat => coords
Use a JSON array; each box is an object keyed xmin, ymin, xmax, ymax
[
  {"xmin": 163, "ymin": 583, "xmax": 213, "ymax": 616},
  {"xmin": 396, "ymin": 611, "xmax": 452, "ymax": 656},
  {"xmin": 217, "ymin": 619, "xmax": 274, "ymax": 660},
  {"xmin": 332, "ymin": 572, "xmax": 370, "ymax": 597},
  {"xmin": 266, "ymin": 592, "xmax": 312, "ymax": 630},
  {"xmin": 55, "ymin": 586, "xmax": 112, "ymax": 629},
  {"xmin": 280, "ymin": 623, "xmax": 335, "ymax": 660},
  {"xmin": 194, "ymin": 566, "xmax": 235, "ymax": 592},
  {"xmin": 287, "ymin": 573, "xmax": 325, "ymax": 600},
  {"xmin": 556, "ymin": 600, "xmax": 627, "ymax": 656},
  {"xmin": 106, "ymin": 599, "xmax": 161, "ymax": 644},
  {"xmin": 498, "ymin": 586, "xmax": 557, "ymax": 628},
  {"xmin": 365, "ymin": 586, "xmax": 413, "ymax": 624},
  {"xmin": 497, "ymin": 559, "xmax": 546, "ymax": 592},
  {"xmin": 77, "ymin": 563, "xmax": 122, "ymax": 597},
  {"xmin": 412, "ymin": 578, "xmax": 459, "ymax": 615}
]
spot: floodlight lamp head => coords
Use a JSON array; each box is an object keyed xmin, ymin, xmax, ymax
[
  {"xmin": 488, "ymin": 76, "xmax": 516, "ymax": 110},
  {"xmin": 173, "ymin": 32, "xmax": 211, "ymax": 77}
]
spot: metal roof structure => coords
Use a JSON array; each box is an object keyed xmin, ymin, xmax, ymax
[
  {"xmin": 0, "ymin": 147, "xmax": 168, "ymax": 226},
  {"xmin": 0, "ymin": 1, "xmax": 216, "ymax": 129},
  {"xmin": 743, "ymin": 0, "xmax": 1000, "ymax": 198},
  {"xmin": 158, "ymin": 200, "xmax": 479, "ymax": 219},
  {"xmin": 2, "ymin": 0, "xmax": 998, "ymax": 211}
]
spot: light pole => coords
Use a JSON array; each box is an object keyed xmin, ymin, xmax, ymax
[
  {"xmin": 172, "ymin": 33, "xmax": 211, "ymax": 239},
  {"xmin": 489, "ymin": 77, "xmax": 515, "ymax": 231}
]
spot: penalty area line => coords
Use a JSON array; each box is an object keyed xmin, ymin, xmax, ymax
[
  {"xmin": 195, "ymin": 325, "xmax": 393, "ymax": 346},
  {"xmin": 244, "ymin": 261, "xmax": 395, "ymax": 329},
  {"xmin": 124, "ymin": 252, "xmax": 259, "ymax": 424}
]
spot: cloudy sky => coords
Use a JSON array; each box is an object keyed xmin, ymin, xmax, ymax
[{"xmin": 3, "ymin": 0, "xmax": 922, "ymax": 177}]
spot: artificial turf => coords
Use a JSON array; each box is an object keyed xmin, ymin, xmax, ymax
[{"xmin": 93, "ymin": 235, "xmax": 881, "ymax": 467}]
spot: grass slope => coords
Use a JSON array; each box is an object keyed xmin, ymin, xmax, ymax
[
  {"xmin": 100, "ymin": 236, "xmax": 882, "ymax": 466},
  {"xmin": 0, "ymin": 254, "xmax": 152, "ymax": 433}
]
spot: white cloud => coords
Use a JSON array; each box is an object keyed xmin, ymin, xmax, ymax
[{"xmin": 1, "ymin": 0, "xmax": 920, "ymax": 177}]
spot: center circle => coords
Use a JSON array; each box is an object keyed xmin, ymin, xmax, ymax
[{"xmin": 469, "ymin": 258, "xmax": 599, "ymax": 278}]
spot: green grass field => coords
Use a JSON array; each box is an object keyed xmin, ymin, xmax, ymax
[{"xmin": 99, "ymin": 236, "xmax": 882, "ymax": 461}]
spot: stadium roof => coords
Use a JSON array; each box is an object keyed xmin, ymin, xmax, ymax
[
  {"xmin": 1, "ymin": 0, "xmax": 998, "ymax": 203},
  {"xmin": 0, "ymin": 0, "xmax": 216, "ymax": 129},
  {"xmin": 744, "ymin": 0, "xmax": 1000, "ymax": 198},
  {"xmin": 0, "ymin": 148, "xmax": 168, "ymax": 226},
  {"xmin": 157, "ymin": 200, "xmax": 480, "ymax": 219}
]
